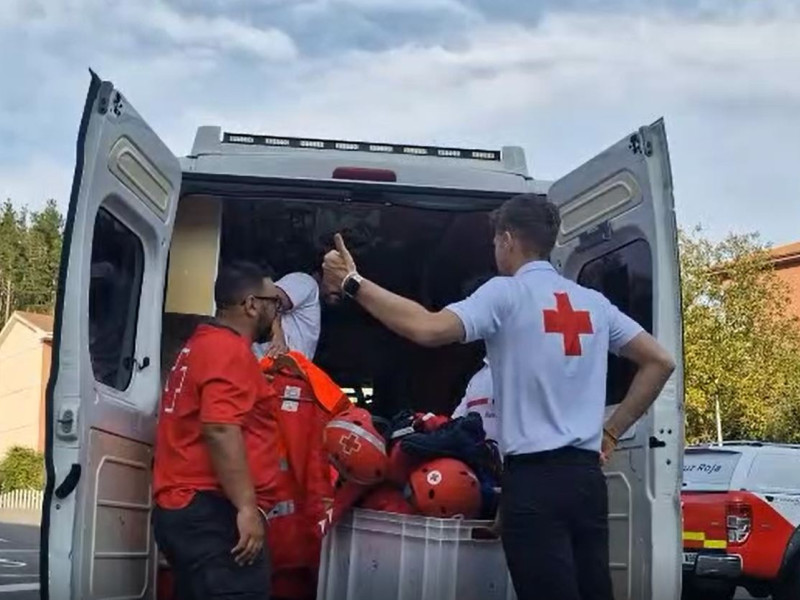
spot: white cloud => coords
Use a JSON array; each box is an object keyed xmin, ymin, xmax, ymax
[
  {"xmin": 0, "ymin": 1, "xmax": 798, "ymax": 245},
  {"xmin": 293, "ymin": 0, "xmax": 479, "ymax": 17},
  {"xmin": 130, "ymin": 2, "xmax": 297, "ymax": 60},
  {"xmin": 195, "ymin": 11, "xmax": 800, "ymax": 141},
  {"xmin": 0, "ymin": 0, "xmax": 297, "ymax": 61}
]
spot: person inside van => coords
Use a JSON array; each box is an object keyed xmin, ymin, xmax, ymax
[
  {"xmin": 451, "ymin": 357, "xmax": 497, "ymax": 444},
  {"xmin": 253, "ymin": 270, "xmax": 321, "ymax": 361},
  {"xmin": 152, "ymin": 261, "xmax": 284, "ymax": 600}
]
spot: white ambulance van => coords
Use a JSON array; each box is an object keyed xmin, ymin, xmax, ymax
[{"xmin": 40, "ymin": 73, "xmax": 684, "ymax": 600}]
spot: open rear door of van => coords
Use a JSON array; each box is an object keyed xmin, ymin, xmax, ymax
[
  {"xmin": 41, "ymin": 73, "xmax": 181, "ymax": 600},
  {"xmin": 548, "ymin": 119, "xmax": 683, "ymax": 600}
]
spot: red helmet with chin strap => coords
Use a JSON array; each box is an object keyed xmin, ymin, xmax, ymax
[
  {"xmin": 407, "ymin": 458, "xmax": 481, "ymax": 519},
  {"xmin": 323, "ymin": 407, "xmax": 387, "ymax": 486}
]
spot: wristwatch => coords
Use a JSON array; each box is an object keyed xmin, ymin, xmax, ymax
[{"xmin": 342, "ymin": 272, "xmax": 364, "ymax": 299}]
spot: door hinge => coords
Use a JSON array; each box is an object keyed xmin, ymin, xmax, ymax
[
  {"xmin": 97, "ymin": 82, "xmax": 124, "ymax": 117},
  {"xmin": 97, "ymin": 81, "xmax": 114, "ymax": 115},
  {"xmin": 629, "ymin": 129, "xmax": 654, "ymax": 157},
  {"xmin": 638, "ymin": 126, "xmax": 655, "ymax": 157}
]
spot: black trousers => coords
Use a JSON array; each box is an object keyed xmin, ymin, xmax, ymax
[
  {"xmin": 501, "ymin": 448, "xmax": 614, "ymax": 600},
  {"xmin": 153, "ymin": 492, "xmax": 271, "ymax": 600}
]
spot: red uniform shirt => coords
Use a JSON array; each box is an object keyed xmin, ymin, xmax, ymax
[{"xmin": 153, "ymin": 324, "xmax": 281, "ymax": 510}]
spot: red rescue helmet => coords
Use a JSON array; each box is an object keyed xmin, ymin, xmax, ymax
[
  {"xmin": 386, "ymin": 443, "xmax": 421, "ymax": 487},
  {"xmin": 407, "ymin": 458, "xmax": 481, "ymax": 519},
  {"xmin": 360, "ymin": 485, "xmax": 416, "ymax": 516},
  {"xmin": 323, "ymin": 407, "xmax": 387, "ymax": 486}
]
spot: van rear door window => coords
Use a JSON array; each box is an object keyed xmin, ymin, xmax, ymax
[
  {"xmin": 89, "ymin": 207, "xmax": 144, "ymax": 391},
  {"xmin": 682, "ymin": 450, "xmax": 741, "ymax": 491},
  {"xmin": 745, "ymin": 452, "xmax": 800, "ymax": 492},
  {"xmin": 577, "ymin": 239, "xmax": 653, "ymax": 406}
]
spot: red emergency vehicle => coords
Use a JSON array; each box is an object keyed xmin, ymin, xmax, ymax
[{"xmin": 682, "ymin": 442, "xmax": 800, "ymax": 600}]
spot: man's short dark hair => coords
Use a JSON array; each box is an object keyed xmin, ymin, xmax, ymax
[
  {"xmin": 491, "ymin": 194, "xmax": 561, "ymax": 256},
  {"xmin": 214, "ymin": 261, "xmax": 268, "ymax": 309}
]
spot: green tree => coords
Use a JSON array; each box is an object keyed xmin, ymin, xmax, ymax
[
  {"xmin": 681, "ymin": 228, "xmax": 800, "ymax": 444},
  {"xmin": 20, "ymin": 199, "xmax": 64, "ymax": 313},
  {"xmin": 0, "ymin": 199, "xmax": 64, "ymax": 323},
  {"xmin": 0, "ymin": 446, "xmax": 45, "ymax": 492}
]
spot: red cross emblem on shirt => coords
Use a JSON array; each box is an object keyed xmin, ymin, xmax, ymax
[
  {"xmin": 339, "ymin": 433, "xmax": 362, "ymax": 455},
  {"xmin": 543, "ymin": 292, "xmax": 594, "ymax": 356}
]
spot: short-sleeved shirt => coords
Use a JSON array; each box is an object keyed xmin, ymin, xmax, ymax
[
  {"xmin": 451, "ymin": 360, "xmax": 498, "ymax": 444},
  {"xmin": 153, "ymin": 323, "xmax": 281, "ymax": 510},
  {"xmin": 253, "ymin": 272, "xmax": 321, "ymax": 360},
  {"xmin": 446, "ymin": 261, "xmax": 643, "ymax": 455}
]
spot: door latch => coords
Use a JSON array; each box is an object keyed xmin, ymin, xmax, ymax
[
  {"xmin": 56, "ymin": 405, "xmax": 79, "ymax": 442},
  {"xmin": 576, "ymin": 221, "xmax": 612, "ymax": 253},
  {"xmin": 123, "ymin": 356, "xmax": 151, "ymax": 372}
]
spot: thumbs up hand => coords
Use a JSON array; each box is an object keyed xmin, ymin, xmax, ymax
[{"xmin": 323, "ymin": 233, "xmax": 358, "ymax": 295}]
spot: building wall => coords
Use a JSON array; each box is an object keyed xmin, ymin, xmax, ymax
[
  {"xmin": 0, "ymin": 321, "xmax": 45, "ymax": 457},
  {"xmin": 775, "ymin": 262, "xmax": 800, "ymax": 323},
  {"xmin": 38, "ymin": 340, "xmax": 52, "ymax": 452}
]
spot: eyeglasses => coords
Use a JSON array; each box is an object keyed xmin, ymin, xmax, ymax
[{"xmin": 245, "ymin": 295, "xmax": 284, "ymax": 312}]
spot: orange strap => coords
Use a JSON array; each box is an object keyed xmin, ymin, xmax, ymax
[{"xmin": 260, "ymin": 351, "xmax": 350, "ymax": 415}]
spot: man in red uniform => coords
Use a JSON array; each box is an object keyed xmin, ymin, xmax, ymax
[{"xmin": 152, "ymin": 262, "xmax": 283, "ymax": 600}]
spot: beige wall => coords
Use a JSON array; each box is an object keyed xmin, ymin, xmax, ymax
[
  {"xmin": 38, "ymin": 341, "xmax": 52, "ymax": 452},
  {"xmin": 165, "ymin": 195, "xmax": 221, "ymax": 316},
  {"xmin": 0, "ymin": 321, "xmax": 45, "ymax": 457}
]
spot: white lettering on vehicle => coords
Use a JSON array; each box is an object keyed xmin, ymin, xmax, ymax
[{"xmin": 163, "ymin": 348, "xmax": 190, "ymax": 414}]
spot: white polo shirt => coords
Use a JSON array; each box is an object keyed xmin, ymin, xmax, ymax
[
  {"xmin": 253, "ymin": 272, "xmax": 321, "ymax": 360},
  {"xmin": 452, "ymin": 360, "xmax": 498, "ymax": 443},
  {"xmin": 446, "ymin": 261, "xmax": 643, "ymax": 456}
]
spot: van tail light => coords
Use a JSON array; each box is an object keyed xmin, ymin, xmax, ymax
[
  {"xmin": 332, "ymin": 167, "xmax": 397, "ymax": 182},
  {"xmin": 726, "ymin": 502, "xmax": 752, "ymax": 545}
]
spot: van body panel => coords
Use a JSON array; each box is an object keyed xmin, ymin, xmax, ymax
[
  {"xmin": 549, "ymin": 120, "xmax": 682, "ymax": 600},
  {"xmin": 182, "ymin": 130, "xmax": 539, "ymax": 194},
  {"xmin": 42, "ymin": 74, "xmax": 181, "ymax": 600}
]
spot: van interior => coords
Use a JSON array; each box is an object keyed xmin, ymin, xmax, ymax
[{"xmin": 161, "ymin": 178, "xmax": 520, "ymax": 419}]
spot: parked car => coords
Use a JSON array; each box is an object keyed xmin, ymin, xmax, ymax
[{"xmin": 682, "ymin": 441, "xmax": 800, "ymax": 600}]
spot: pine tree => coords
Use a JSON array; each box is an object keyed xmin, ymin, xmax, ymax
[{"xmin": 0, "ymin": 200, "xmax": 65, "ymax": 324}]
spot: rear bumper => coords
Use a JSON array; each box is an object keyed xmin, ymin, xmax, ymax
[{"xmin": 693, "ymin": 554, "xmax": 743, "ymax": 579}]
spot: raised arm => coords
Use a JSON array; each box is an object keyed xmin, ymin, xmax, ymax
[{"xmin": 322, "ymin": 234, "xmax": 464, "ymax": 347}]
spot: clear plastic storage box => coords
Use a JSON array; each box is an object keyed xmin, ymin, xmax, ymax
[{"xmin": 317, "ymin": 509, "xmax": 517, "ymax": 600}]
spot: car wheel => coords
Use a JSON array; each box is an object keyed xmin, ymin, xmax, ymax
[{"xmin": 774, "ymin": 558, "xmax": 800, "ymax": 600}]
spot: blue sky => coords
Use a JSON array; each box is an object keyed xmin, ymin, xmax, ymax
[{"xmin": 1, "ymin": 0, "xmax": 798, "ymax": 245}]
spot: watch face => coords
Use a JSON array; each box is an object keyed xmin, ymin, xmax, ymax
[{"xmin": 343, "ymin": 276, "xmax": 360, "ymax": 297}]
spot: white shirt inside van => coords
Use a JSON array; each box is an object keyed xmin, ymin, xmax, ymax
[
  {"xmin": 451, "ymin": 360, "xmax": 498, "ymax": 443},
  {"xmin": 253, "ymin": 272, "xmax": 321, "ymax": 360}
]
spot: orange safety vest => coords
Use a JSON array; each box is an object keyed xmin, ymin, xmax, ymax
[{"xmin": 259, "ymin": 352, "xmax": 350, "ymax": 600}]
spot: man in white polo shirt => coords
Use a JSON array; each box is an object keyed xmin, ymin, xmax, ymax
[
  {"xmin": 253, "ymin": 271, "xmax": 321, "ymax": 360},
  {"xmin": 321, "ymin": 194, "xmax": 675, "ymax": 600},
  {"xmin": 452, "ymin": 358, "xmax": 497, "ymax": 444}
]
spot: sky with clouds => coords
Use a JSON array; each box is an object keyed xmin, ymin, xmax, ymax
[{"xmin": 0, "ymin": 0, "xmax": 798, "ymax": 246}]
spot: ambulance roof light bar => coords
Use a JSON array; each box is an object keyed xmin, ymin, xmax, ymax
[{"xmin": 220, "ymin": 131, "xmax": 502, "ymax": 162}]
